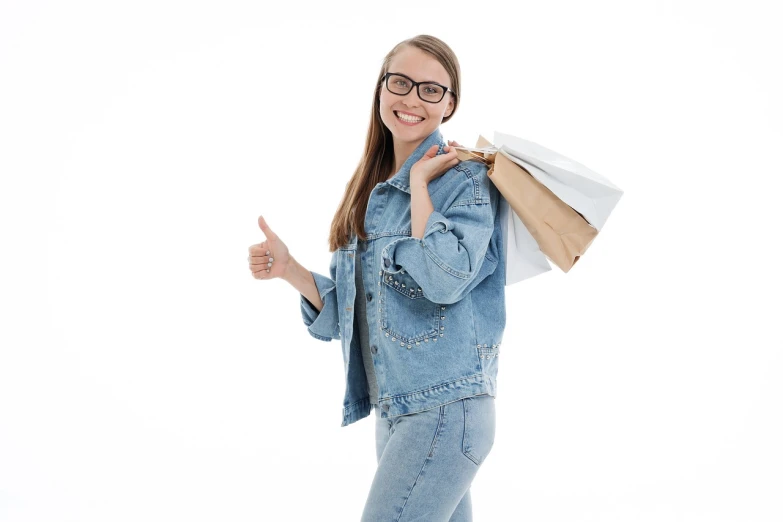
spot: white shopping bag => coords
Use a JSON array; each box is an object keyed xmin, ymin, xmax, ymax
[
  {"xmin": 457, "ymin": 132, "xmax": 623, "ymax": 286},
  {"xmin": 498, "ymin": 194, "xmax": 553, "ymax": 284},
  {"xmin": 493, "ymin": 132, "xmax": 624, "ymax": 231}
]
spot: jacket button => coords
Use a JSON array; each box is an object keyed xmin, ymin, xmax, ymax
[
  {"xmin": 367, "ymin": 293, "xmax": 372, "ymax": 302},
  {"xmin": 383, "ymin": 257, "xmax": 391, "ymax": 268},
  {"xmin": 382, "ymin": 404, "xmax": 390, "ymax": 412},
  {"xmin": 371, "ymin": 345, "xmax": 378, "ymax": 354}
]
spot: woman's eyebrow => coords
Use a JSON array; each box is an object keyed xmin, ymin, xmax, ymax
[{"xmin": 392, "ymin": 71, "xmax": 446, "ymax": 84}]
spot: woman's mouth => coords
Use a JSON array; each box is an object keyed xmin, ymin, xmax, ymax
[{"xmin": 394, "ymin": 111, "xmax": 424, "ymax": 126}]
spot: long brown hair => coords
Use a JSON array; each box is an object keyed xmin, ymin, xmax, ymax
[{"xmin": 327, "ymin": 34, "xmax": 461, "ymax": 252}]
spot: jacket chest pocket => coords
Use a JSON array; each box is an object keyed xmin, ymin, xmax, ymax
[{"xmin": 379, "ymin": 269, "xmax": 443, "ymax": 345}]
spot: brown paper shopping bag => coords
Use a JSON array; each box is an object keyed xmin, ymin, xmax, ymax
[{"xmin": 456, "ymin": 135, "xmax": 598, "ymax": 273}]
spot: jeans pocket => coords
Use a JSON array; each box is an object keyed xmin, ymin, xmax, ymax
[{"xmin": 461, "ymin": 394, "xmax": 496, "ymax": 466}]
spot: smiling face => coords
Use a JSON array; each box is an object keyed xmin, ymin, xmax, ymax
[{"xmin": 379, "ymin": 45, "xmax": 455, "ymax": 153}]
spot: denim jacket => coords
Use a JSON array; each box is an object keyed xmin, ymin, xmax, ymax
[{"xmin": 300, "ymin": 128, "xmax": 506, "ymax": 427}]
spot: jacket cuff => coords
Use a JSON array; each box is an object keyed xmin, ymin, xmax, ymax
[
  {"xmin": 380, "ymin": 205, "xmax": 497, "ymax": 305},
  {"xmin": 381, "ymin": 210, "xmax": 455, "ymax": 274},
  {"xmin": 299, "ymin": 270, "xmax": 340, "ymax": 341}
]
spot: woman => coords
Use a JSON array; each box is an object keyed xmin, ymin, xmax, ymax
[{"xmin": 248, "ymin": 34, "xmax": 506, "ymax": 521}]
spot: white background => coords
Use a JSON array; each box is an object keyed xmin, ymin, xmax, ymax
[{"xmin": 2, "ymin": 1, "xmax": 781, "ymax": 521}]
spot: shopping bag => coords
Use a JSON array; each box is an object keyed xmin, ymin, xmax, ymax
[{"xmin": 455, "ymin": 132, "xmax": 623, "ymax": 285}]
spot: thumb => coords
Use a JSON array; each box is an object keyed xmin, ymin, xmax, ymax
[{"xmin": 258, "ymin": 215, "xmax": 276, "ymax": 240}]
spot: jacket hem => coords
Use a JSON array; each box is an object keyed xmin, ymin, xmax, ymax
[
  {"xmin": 340, "ymin": 396, "xmax": 372, "ymax": 427},
  {"xmin": 340, "ymin": 372, "xmax": 497, "ymax": 427},
  {"xmin": 306, "ymin": 328, "xmax": 333, "ymax": 342}
]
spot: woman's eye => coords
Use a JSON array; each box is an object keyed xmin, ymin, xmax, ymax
[{"xmin": 423, "ymin": 86, "xmax": 437, "ymax": 94}]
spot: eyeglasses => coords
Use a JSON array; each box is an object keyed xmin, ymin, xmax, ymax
[{"xmin": 382, "ymin": 72, "xmax": 453, "ymax": 104}]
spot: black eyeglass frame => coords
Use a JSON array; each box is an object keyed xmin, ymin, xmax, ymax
[{"xmin": 382, "ymin": 72, "xmax": 454, "ymax": 104}]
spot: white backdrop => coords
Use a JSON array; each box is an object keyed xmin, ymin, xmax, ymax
[{"xmin": 2, "ymin": 1, "xmax": 781, "ymax": 521}]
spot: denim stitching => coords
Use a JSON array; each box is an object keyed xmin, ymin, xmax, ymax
[
  {"xmin": 379, "ymin": 271, "xmax": 441, "ymax": 343},
  {"xmin": 381, "ymin": 377, "xmax": 490, "ymax": 418},
  {"xmin": 450, "ymin": 198, "xmax": 490, "ymax": 207},
  {"xmin": 461, "ymin": 397, "xmax": 481, "ymax": 466},
  {"xmin": 396, "ymin": 404, "xmax": 446, "ymax": 521}
]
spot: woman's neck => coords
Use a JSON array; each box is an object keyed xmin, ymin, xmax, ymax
[{"xmin": 391, "ymin": 136, "xmax": 425, "ymax": 177}]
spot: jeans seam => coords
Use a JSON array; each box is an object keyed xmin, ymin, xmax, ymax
[
  {"xmin": 461, "ymin": 397, "xmax": 481, "ymax": 466},
  {"xmin": 396, "ymin": 404, "xmax": 446, "ymax": 521}
]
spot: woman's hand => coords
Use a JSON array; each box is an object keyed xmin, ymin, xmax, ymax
[
  {"xmin": 409, "ymin": 140, "xmax": 462, "ymax": 185},
  {"xmin": 248, "ymin": 215, "xmax": 292, "ymax": 280}
]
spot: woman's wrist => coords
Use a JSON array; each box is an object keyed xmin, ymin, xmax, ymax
[{"xmin": 282, "ymin": 255, "xmax": 299, "ymax": 284}]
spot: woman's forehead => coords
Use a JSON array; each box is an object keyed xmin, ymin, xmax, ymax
[{"xmin": 389, "ymin": 48, "xmax": 450, "ymax": 86}]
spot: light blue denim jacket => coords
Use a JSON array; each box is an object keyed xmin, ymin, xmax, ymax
[{"xmin": 300, "ymin": 127, "xmax": 506, "ymax": 427}]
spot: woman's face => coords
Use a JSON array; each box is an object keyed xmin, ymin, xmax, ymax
[{"xmin": 379, "ymin": 46, "xmax": 455, "ymax": 146}]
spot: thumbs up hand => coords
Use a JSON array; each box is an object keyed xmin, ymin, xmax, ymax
[{"xmin": 248, "ymin": 215, "xmax": 292, "ymax": 280}]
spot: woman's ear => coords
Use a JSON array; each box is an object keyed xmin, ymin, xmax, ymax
[{"xmin": 445, "ymin": 98, "xmax": 455, "ymax": 118}]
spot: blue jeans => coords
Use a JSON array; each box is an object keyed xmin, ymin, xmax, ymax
[{"xmin": 361, "ymin": 394, "xmax": 496, "ymax": 521}]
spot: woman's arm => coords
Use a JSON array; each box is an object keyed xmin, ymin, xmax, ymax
[
  {"xmin": 381, "ymin": 160, "xmax": 498, "ymax": 305},
  {"xmin": 291, "ymin": 251, "xmax": 341, "ymax": 342},
  {"xmin": 410, "ymin": 178, "xmax": 435, "ymax": 240},
  {"xmin": 283, "ymin": 256, "xmax": 324, "ymax": 312},
  {"xmin": 410, "ymin": 141, "xmax": 460, "ymax": 238}
]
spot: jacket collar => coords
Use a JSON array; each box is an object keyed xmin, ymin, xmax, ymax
[{"xmin": 385, "ymin": 127, "xmax": 446, "ymax": 195}]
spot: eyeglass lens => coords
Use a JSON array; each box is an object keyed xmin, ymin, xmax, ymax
[{"xmin": 386, "ymin": 74, "xmax": 445, "ymax": 103}]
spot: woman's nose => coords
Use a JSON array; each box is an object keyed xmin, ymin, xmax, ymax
[{"xmin": 400, "ymin": 88, "xmax": 421, "ymax": 108}]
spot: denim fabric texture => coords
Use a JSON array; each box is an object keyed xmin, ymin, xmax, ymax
[
  {"xmin": 355, "ymin": 238, "xmax": 380, "ymax": 405},
  {"xmin": 362, "ymin": 394, "xmax": 496, "ymax": 521},
  {"xmin": 300, "ymin": 127, "xmax": 507, "ymax": 427}
]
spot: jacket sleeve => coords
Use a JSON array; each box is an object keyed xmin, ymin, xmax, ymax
[
  {"xmin": 299, "ymin": 249, "xmax": 340, "ymax": 342},
  {"xmin": 380, "ymin": 162, "xmax": 499, "ymax": 305}
]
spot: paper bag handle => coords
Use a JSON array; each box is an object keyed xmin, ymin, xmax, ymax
[{"xmin": 453, "ymin": 146, "xmax": 497, "ymax": 165}]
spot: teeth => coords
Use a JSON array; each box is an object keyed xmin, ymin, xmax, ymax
[{"xmin": 396, "ymin": 111, "xmax": 423, "ymax": 123}]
